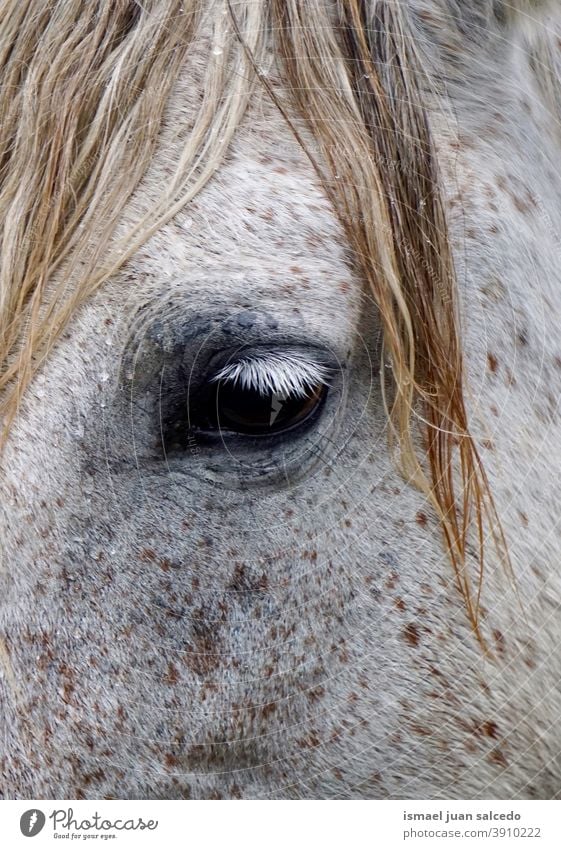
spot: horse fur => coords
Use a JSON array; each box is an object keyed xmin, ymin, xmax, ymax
[{"xmin": 1, "ymin": 0, "xmax": 561, "ymax": 799}]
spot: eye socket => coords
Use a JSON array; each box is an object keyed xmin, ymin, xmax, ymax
[{"xmin": 201, "ymin": 380, "xmax": 328, "ymax": 437}]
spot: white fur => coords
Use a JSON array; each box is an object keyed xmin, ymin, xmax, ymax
[{"xmin": 2, "ymin": 1, "xmax": 561, "ymax": 800}]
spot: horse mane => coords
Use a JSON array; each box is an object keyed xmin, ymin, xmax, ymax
[{"xmin": 0, "ymin": 0, "xmax": 517, "ymax": 642}]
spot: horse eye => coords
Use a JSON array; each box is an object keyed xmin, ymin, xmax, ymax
[{"xmin": 204, "ymin": 380, "xmax": 328, "ymax": 437}]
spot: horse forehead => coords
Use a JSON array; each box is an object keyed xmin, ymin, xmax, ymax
[
  {"xmin": 111, "ymin": 84, "xmax": 360, "ymax": 327},
  {"xmin": 133, "ymin": 125, "xmax": 348, "ymax": 277}
]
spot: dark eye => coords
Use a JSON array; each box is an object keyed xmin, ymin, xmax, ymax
[
  {"xmin": 202, "ymin": 380, "xmax": 328, "ymax": 437},
  {"xmin": 160, "ymin": 351, "xmax": 333, "ymax": 453}
]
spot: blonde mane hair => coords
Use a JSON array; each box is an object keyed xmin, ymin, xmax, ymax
[{"xmin": 0, "ymin": 0, "xmax": 509, "ymax": 642}]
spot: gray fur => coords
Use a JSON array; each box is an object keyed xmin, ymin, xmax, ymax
[{"xmin": 2, "ymin": 0, "xmax": 561, "ymax": 799}]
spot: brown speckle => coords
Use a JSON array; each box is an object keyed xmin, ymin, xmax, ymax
[
  {"xmin": 139, "ymin": 548, "xmax": 157, "ymax": 563},
  {"xmin": 411, "ymin": 723, "xmax": 431, "ymax": 736},
  {"xmin": 487, "ymin": 353, "xmax": 499, "ymax": 373},
  {"xmin": 385, "ymin": 571, "xmax": 399, "ymax": 590},
  {"xmin": 481, "ymin": 277, "xmax": 506, "ymax": 302},
  {"xmin": 164, "ymin": 662, "xmax": 179, "ymax": 685},
  {"xmin": 261, "ymin": 701, "xmax": 277, "ymax": 720},
  {"xmin": 403, "ymin": 623, "xmax": 420, "ymax": 647},
  {"xmin": 492, "ymin": 629, "xmax": 505, "ymax": 655},
  {"xmin": 298, "ymin": 732, "xmax": 321, "ymax": 750},
  {"xmin": 479, "ymin": 720, "xmax": 499, "ymax": 739},
  {"xmin": 489, "ymin": 747, "xmax": 508, "ymax": 768},
  {"xmin": 182, "ymin": 612, "xmax": 222, "ymax": 676}
]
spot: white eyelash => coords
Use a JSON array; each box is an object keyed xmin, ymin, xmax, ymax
[{"xmin": 211, "ymin": 351, "xmax": 332, "ymax": 398}]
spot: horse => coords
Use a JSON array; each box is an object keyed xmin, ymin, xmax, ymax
[{"xmin": 1, "ymin": 0, "xmax": 561, "ymax": 800}]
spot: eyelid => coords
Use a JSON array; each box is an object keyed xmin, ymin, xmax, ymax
[{"xmin": 210, "ymin": 351, "xmax": 333, "ymax": 398}]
